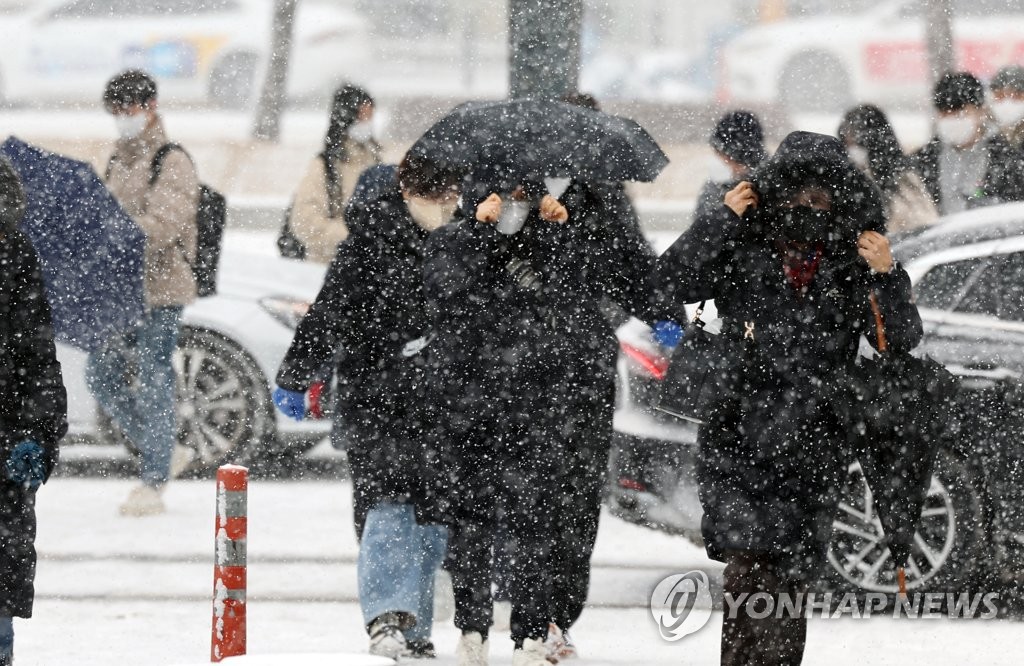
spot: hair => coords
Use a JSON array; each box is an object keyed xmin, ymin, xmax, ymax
[
  {"xmin": 103, "ymin": 69, "xmax": 158, "ymax": 111},
  {"xmin": 397, "ymin": 154, "xmax": 462, "ymax": 199},
  {"xmin": 933, "ymin": 71, "xmax": 985, "ymax": 112},
  {"xmin": 323, "ymin": 84, "xmax": 374, "ymax": 161},
  {"xmin": 838, "ymin": 104, "xmax": 909, "ymax": 193},
  {"xmin": 561, "ymin": 92, "xmax": 601, "ymax": 111}
]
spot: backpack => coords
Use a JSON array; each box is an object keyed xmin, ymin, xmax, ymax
[
  {"xmin": 277, "ymin": 153, "xmax": 340, "ymax": 260},
  {"xmin": 149, "ymin": 144, "xmax": 225, "ymax": 297}
]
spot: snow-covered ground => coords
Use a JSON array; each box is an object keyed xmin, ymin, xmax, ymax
[{"xmin": 14, "ymin": 479, "xmax": 1024, "ymax": 665}]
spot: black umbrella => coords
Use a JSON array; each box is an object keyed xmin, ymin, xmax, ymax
[
  {"xmin": 405, "ymin": 99, "xmax": 669, "ymax": 185},
  {"xmin": 829, "ymin": 293, "xmax": 959, "ymax": 589}
]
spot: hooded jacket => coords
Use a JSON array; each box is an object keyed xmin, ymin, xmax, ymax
[
  {"xmin": 913, "ymin": 133, "xmax": 1024, "ymax": 214},
  {"xmin": 652, "ymin": 132, "xmax": 923, "ymax": 576}
]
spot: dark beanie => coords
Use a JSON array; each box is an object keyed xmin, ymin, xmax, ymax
[
  {"xmin": 991, "ymin": 66, "xmax": 1024, "ymax": 94},
  {"xmin": 710, "ymin": 110, "xmax": 766, "ymax": 168},
  {"xmin": 934, "ymin": 72, "xmax": 984, "ymax": 112}
]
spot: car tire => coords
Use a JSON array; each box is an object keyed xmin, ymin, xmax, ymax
[
  {"xmin": 208, "ymin": 52, "xmax": 259, "ymax": 109},
  {"xmin": 779, "ymin": 52, "xmax": 851, "ymax": 114},
  {"xmin": 825, "ymin": 448, "xmax": 987, "ymax": 596},
  {"xmin": 173, "ymin": 327, "xmax": 276, "ymax": 476}
]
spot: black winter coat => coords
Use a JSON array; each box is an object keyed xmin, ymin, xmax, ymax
[
  {"xmin": 276, "ymin": 165, "xmax": 436, "ymax": 529},
  {"xmin": 422, "ymin": 180, "xmax": 654, "ymax": 431},
  {"xmin": 653, "ymin": 133, "xmax": 923, "ymax": 580},
  {"xmin": 0, "ymin": 226, "xmax": 68, "ymax": 618},
  {"xmin": 913, "ymin": 134, "xmax": 1024, "ymax": 212}
]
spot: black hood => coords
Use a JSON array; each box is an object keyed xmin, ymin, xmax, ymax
[{"xmin": 751, "ymin": 131, "xmax": 886, "ymax": 251}]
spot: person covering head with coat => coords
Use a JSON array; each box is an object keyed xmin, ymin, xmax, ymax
[
  {"xmin": 839, "ymin": 104, "xmax": 938, "ymax": 232},
  {"xmin": 289, "ymin": 84, "xmax": 382, "ymax": 263},
  {"xmin": 652, "ymin": 131, "xmax": 922, "ymax": 666},
  {"xmin": 423, "ymin": 160, "xmax": 654, "ymax": 665},
  {"xmin": 274, "ymin": 158, "xmax": 459, "ymax": 660},
  {"xmin": 694, "ymin": 110, "xmax": 768, "ymax": 228},
  {"xmin": 0, "ymin": 156, "xmax": 68, "ymax": 665},
  {"xmin": 913, "ymin": 71, "xmax": 1024, "ymax": 215}
]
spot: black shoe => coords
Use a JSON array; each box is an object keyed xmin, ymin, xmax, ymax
[{"xmin": 406, "ymin": 639, "xmax": 437, "ymax": 659}]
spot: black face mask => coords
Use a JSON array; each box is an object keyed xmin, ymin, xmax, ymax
[{"xmin": 777, "ymin": 206, "xmax": 834, "ymax": 243}]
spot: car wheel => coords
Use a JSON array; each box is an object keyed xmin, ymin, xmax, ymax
[
  {"xmin": 208, "ymin": 52, "xmax": 259, "ymax": 109},
  {"xmin": 173, "ymin": 327, "xmax": 275, "ymax": 476},
  {"xmin": 826, "ymin": 449, "xmax": 986, "ymax": 594},
  {"xmin": 779, "ymin": 52, "xmax": 851, "ymax": 114}
]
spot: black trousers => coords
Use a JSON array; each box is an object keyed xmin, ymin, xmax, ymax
[
  {"xmin": 0, "ymin": 482, "xmax": 37, "ymax": 619},
  {"xmin": 720, "ymin": 551, "xmax": 808, "ymax": 666},
  {"xmin": 444, "ymin": 394, "xmax": 611, "ymax": 645}
]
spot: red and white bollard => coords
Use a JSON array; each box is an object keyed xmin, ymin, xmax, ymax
[{"xmin": 211, "ymin": 464, "xmax": 248, "ymax": 662}]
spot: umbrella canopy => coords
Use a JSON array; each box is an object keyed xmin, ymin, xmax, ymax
[
  {"xmin": 829, "ymin": 295, "xmax": 959, "ymax": 569},
  {"xmin": 405, "ymin": 98, "xmax": 669, "ymax": 186},
  {"xmin": 2, "ymin": 136, "xmax": 145, "ymax": 351}
]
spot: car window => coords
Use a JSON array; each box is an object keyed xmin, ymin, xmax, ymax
[
  {"xmin": 958, "ymin": 252, "xmax": 1024, "ymax": 321},
  {"xmin": 914, "ymin": 257, "xmax": 988, "ymax": 310}
]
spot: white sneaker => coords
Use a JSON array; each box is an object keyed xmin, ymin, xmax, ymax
[
  {"xmin": 434, "ymin": 569, "xmax": 455, "ymax": 624},
  {"xmin": 368, "ymin": 615, "xmax": 409, "ymax": 660},
  {"xmin": 119, "ymin": 484, "xmax": 165, "ymax": 517},
  {"xmin": 456, "ymin": 631, "xmax": 489, "ymax": 666},
  {"xmin": 512, "ymin": 637, "xmax": 550, "ymax": 666},
  {"xmin": 545, "ymin": 624, "xmax": 579, "ymax": 662},
  {"xmin": 169, "ymin": 444, "xmax": 194, "ymax": 478},
  {"xmin": 492, "ymin": 600, "xmax": 512, "ymax": 631}
]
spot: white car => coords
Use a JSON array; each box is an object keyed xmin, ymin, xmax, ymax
[
  {"xmin": 0, "ymin": 0, "xmax": 368, "ymax": 107},
  {"xmin": 60, "ymin": 230, "xmax": 332, "ymax": 476},
  {"xmin": 721, "ymin": 0, "xmax": 1024, "ymax": 112}
]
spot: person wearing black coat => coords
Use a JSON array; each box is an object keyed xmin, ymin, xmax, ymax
[
  {"xmin": 274, "ymin": 162, "xmax": 458, "ymax": 660},
  {"xmin": 652, "ymin": 132, "xmax": 922, "ymax": 666},
  {"xmin": 423, "ymin": 164, "xmax": 653, "ymax": 665},
  {"xmin": 0, "ymin": 156, "xmax": 68, "ymax": 666},
  {"xmin": 694, "ymin": 110, "xmax": 768, "ymax": 224},
  {"xmin": 913, "ymin": 71, "xmax": 1024, "ymax": 216}
]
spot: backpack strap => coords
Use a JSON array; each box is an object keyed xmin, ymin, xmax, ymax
[{"xmin": 149, "ymin": 142, "xmax": 190, "ymax": 186}]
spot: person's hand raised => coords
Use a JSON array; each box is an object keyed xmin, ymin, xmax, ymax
[
  {"xmin": 538, "ymin": 194, "xmax": 569, "ymax": 223},
  {"xmin": 724, "ymin": 181, "xmax": 759, "ymax": 218},
  {"xmin": 475, "ymin": 193, "xmax": 503, "ymax": 223},
  {"xmin": 857, "ymin": 231, "xmax": 894, "ymax": 273}
]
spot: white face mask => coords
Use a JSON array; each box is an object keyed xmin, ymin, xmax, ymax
[
  {"xmin": 348, "ymin": 120, "xmax": 374, "ymax": 144},
  {"xmin": 544, "ymin": 177, "xmax": 571, "ymax": 199},
  {"xmin": 992, "ymin": 99, "xmax": 1024, "ymax": 129},
  {"xmin": 495, "ymin": 200, "xmax": 531, "ymax": 235},
  {"xmin": 937, "ymin": 112, "xmax": 981, "ymax": 148},
  {"xmin": 847, "ymin": 145, "xmax": 870, "ymax": 171},
  {"xmin": 115, "ymin": 114, "xmax": 148, "ymax": 140},
  {"xmin": 406, "ymin": 197, "xmax": 456, "ymax": 232},
  {"xmin": 707, "ymin": 155, "xmax": 736, "ymax": 184}
]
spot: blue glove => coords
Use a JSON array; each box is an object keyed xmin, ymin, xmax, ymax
[
  {"xmin": 272, "ymin": 387, "xmax": 306, "ymax": 421},
  {"xmin": 5, "ymin": 440, "xmax": 47, "ymax": 489},
  {"xmin": 652, "ymin": 320, "xmax": 684, "ymax": 350}
]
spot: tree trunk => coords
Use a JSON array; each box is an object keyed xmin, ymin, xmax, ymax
[
  {"xmin": 925, "ymin": 0, "xmax": 955, "ymax": 87},
  {"xmin": 252, "ymin": 0, "xmax": 298, "ymax": 141},
  {"xmin": 508, "ymin": 0, "xmax": 583, "ymax": 100}
]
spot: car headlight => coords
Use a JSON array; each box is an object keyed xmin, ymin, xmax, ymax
[{"xmin": 260, "ymin": 296, "xmax": 311, "ymax": 330}]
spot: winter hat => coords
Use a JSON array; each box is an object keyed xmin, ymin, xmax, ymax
[
  {"xmin": 933, "ymin": 72, "xmax": 985, "ymax": 112},
  {"xmin": 103, "ymin": 69, "xmax": 158, "ymax": 111},
  {"xmin": 991, "ymin": 66, "xmax": 1024, "ymax": 94},
  {"xmin": 0, "ymin": 155, "xmax": 26, "ymax": 230},
  {"xmin": 709, "ymin": 110, "xmax": 767, "ymax": 168}
]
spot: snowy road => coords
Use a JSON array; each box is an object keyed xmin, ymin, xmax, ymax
[{"xmin": 15, "ymin": 479, "xmax": 1024, "ymax": 665}]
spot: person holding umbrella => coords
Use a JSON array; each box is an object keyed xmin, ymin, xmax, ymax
[
  {"xmin": 274, "ymin": 157, "xmax": 460, "ymax": 660},
  {"xmin": 0, "ymin": 156, "xmax": 68, "ymax": 666},
  {"xmin": 86, "ymin": 69, "xmax": 200, "ymax": 516},
  {"xmin": 652, "ymin": 132, "xmax": 922, "ymax": 665}
]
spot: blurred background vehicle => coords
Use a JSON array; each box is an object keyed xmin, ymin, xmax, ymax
[
  {"xmin": 608, "ymin": 203, "xmax": 1024, "ymax": 595},
  {"xmin": 59, "ymin": 231, "xmax": 332, "ymax": 477}
]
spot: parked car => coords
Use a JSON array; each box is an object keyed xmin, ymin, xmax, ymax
[
  {"xmin": 720, "ymin": 0, "xmax": 1024, "ymax": 113},
  {"xmin": 60, "ymin": 230, "xmax": 332, "ymax": 476},
  {"xmin": 0, "ymin": 0, "xmax": 368, "ymax": 107},
  {"xmin": 609, "ymin": 203, "xmax": 1024, "ymax": 595}
]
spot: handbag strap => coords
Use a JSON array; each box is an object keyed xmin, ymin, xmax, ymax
[
  {"xmin": 692, "ymin": 301, "xmax": 707, "ymax": 327},
  {"xmin": 868, "ymin": 291, "xmax": 888, "ymax": 352}
]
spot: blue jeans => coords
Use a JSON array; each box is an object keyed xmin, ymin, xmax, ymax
[
  {"xmin": 358, "ymin": 503, "xmax": 448, "ymax": 642},
  {"xmin": 0, "ymin": 615, "xmax": 12, "ymax": 664},
  {"xmin": 85, "ymin": 307, "xmax": 183, "ymax": 487}
]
